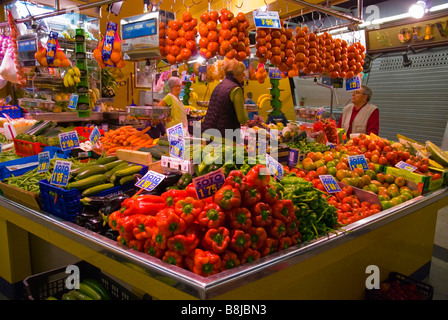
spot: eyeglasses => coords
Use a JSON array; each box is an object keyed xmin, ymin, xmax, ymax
[{"xmin": 352, "ymin": 91, "xmax": 364, "ymax": 95}]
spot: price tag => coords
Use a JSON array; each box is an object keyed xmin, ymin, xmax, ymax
[
  {"xmin": 395, "ymin": 160, "xmax": 417, "ymax": 172},
  {"xmin": 268, "ymin": 67, "xmax": 282, "ymax": 79},
  {"xmin": 0, "ymin": 143, "xmax": 2, "ymax": 156},
  {"xmin": 167, "ymin": 123, "xmax": 184, "ymax": 141},
  {"xmin": 59, "ymin": 131, "xmax": 80, "ymax": 151},
  {"xmin": 37, "ymin": 151, "xmax": 50, "ymax": 173},
  {"xmin": 319, "ymin": 175, "xmax": 342, "ymax": 193},
  {"xmin": 135, "ymin": 170, "xmax": 165, "ymax": 191},
  {"xmin": 169, "ymin": 138, "xmax": 185, "ymax": 160},
  {"xmin": 89, "ymin": 126, "xmax": 101, "ymax": 146},
  {"xmin": 346, "ymin": 75, "xmax": 361, "ymax": 91},
  {"xmin": 348, "ymin": 154, "xmax": 369, "ymax": 171},
  {"xmin": 68, "ymin": 94, "xmax": 79, "ymax": 110},
  {"xmin": 192, "ymin": 168, "xmax": 225, "ymax": 200},
  {"xmin": 266, "ymin": 154, "xmax": 284, "ymax": 180},
  {"xmin": 253, "ymin": 11, "xmax": 281, "ymax": 29},
  {"xmin": 50, "ymin": 160, "xmax": 72, "ymax": 187},
  {"xmin": 315, "ymin": 107, "xmax": 324, "ymax": 120}
]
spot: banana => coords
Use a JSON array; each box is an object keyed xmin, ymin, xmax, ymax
[
  {"xmin": 257, "ymin": 94, "xmax": 271, "ymax": 106},
  {"xmin": 67, "ymin": 75, "xmax": 75, "ymax": 87},
  {"xmin": 73, "ymin": 66, "xmax": 81, "ymax": 77},
  {"xmin": 63, "ymin": 74, "xmax": 70, "ymax": 87},
  {"xmin": 68, "ymin": 68, "xmax": 75, "ymax": 76},
  {"xmin": 259, "ymin": 97, "xmax": 272, "ymax": 110},
  {"xmin": 92, "ymin": 88, "xmax": 100, "ymax": 101},
  {"xmin": 73, "ymin": 75, "xmax": 80, "ymax": 83}
]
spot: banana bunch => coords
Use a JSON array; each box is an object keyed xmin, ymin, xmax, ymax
[
  {"xmin": 258, "ymin": 93, "xmax": 272, "ymax": 111},
  {"xmin": 63, "ymin": 66, "xmax": 81, "ymax": 88},
  {"xmin": 257, "ymin": 93, "xmax": 271, "ymax": 106},
  {"xmin": 88, "ymin": 88, "xmax": 100, "ymax": 109}
]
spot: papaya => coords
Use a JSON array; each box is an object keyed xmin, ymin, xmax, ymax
[{"xmin": 426, "ymin": 141, "xmax": 448, "ymax": 168}]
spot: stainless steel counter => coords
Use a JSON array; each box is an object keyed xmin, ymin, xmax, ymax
[
  {"xmin": 24, "ymin": 112, "xmax": 103, "ymax": 122},
  {"xmin": 1, "ymin": 187, "xmax": 447, "ymax": 299}
]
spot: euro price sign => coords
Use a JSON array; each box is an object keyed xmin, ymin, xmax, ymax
[{"xmin": 192, "ymin": 168, "xmax": 225, "ymax": 200}]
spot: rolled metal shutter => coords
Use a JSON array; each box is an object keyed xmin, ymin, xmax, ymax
[{"xmin": 366, "ymin": 46, "xmax": 448, "ymax": 146}]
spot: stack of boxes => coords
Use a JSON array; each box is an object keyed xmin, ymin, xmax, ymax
[{"xmin": 75, "ymin": 29, "xmax": 90, "ymax": 118}]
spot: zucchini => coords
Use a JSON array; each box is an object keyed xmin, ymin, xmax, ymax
[
  {"xmin": 119, "ymin": 174, "xmax": 136, "ymax": 186},
  {"xmin": 75, "ymin": 165, "xmax": 108, "ymax": 181},
  {"xmin": 157, "ymin": 138, "xmax": 170, "ymax": 146},
  {"xmin": 103, "ymin": 159, "xmax": 128, "ymax": 171},
  {"xmin": 105, "ymin": 162, "xmax": 132, "ymax": 180},
  {"xmin": 62, "ymin": 291, "xmax": 78, "ymax": 300},
  {"xmin": 82, "ymin": 183, "xmax": 115, "ymax": 197},
  {"xmin": 82, "ymin": 278, "xmax": 111, "ymax": 300},
  {"xmin": 68, "ymin": 174, "xmax": 107, "ymax": 191},
  {"xmin": 78, "ymin": 282, "xmax": 103, "ymax": 300},
  {"xmin": 69, "ymin": 290, "xmax": 93, "ymax": 300},
  {"xmin": 96, "ymin": 156, "xmax": 119, "ymax": 165},
  {"xmin": 113, "ymin": 165, "xmax": 143, "ymax": 179}
]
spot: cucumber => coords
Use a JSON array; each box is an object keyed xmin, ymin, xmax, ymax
[
  {"xmin": 113, "ymin": 165, "xmax": 143, "ymax": 179},
  {"xmin": 157, "ymin": 139, "xmax": 170, "ymax": 147},
  {"xmin": 68, "ymin": 174, "xmax": 107, "ymax": 191},
  {"xmin": 82, "ymin": 183, "xmax": 115, "ymax": 197},
  {"xmin": 75, "ymin": 165, "xmax": 108, "ymax": 181},
  {"xmin": 426, "ymin": 141, "xmax": 448, "ymax": 168},
  {"xmin": 103, "ymin": 159, "xmax": 128, "ymax": 171},
  {"xmin": 96, "ymin": 156, "xmax": 119, "ymax": 165},
  {"xmin": 69, "ymin": 290, "xmax": 93, "ymax": 300},
  {"xmin": 105, "ymin": 162, "xmax": 132, "ymax": 180},
  {"xmin": 62, "ymin": 291, "xmax": 78, "ymax": 300},
  {"xmin": 82, "ymin": 278, "xmax": 111, "ymax": 300},
  {"xmin": 78, "ymin": 282, "xmax": 102, "ymax": 300},
  {"xmin": 119, "ymin": 174, "xmax": 136, "ymax": 186}
]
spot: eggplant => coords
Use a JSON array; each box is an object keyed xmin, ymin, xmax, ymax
[
  {"xmin": 84, "ymin": 215, "xmax": 106, "ymax": 233},
  {"xmin": 151, "ymin": 170, "xmax": 183, "ymax": 194},
  {"xmin": 100, "ymin": 193, "xmax": 130, "ymax": 216},
  {"xmin": 75, "ymin": 210, "xmax": 97, "ymax": 227},
  {"xmin": 104, "ymin": 228, "xmax": 119, "ymax": 241}
]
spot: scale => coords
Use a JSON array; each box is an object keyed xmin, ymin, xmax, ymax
[
  {"xmin": 120, "ymin": 10, "xmax": 174, "ymax": 61},
  {"xmin": 127, "ymin": 106, "xmax": 171, "ymax": 120},
  {"xmin": 17, "ymin": 34, "xmax": 39, "ymax": 67}
]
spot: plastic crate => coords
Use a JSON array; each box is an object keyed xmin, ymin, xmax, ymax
[
  {"xmin": 0, "ymin": 105, "xmax": 22, "ymax": 119},
  {"xmin": 13, "ymin": 138, "xmax": 48, "ymax": 157},
  {"xmin": 0, "ymin": 146, "xmax": 71, "ymax": 181},
  {"xmin": 38, "ymin": 164, "xmax": 148, "ymax": 222},
  {"xmin": 23, "ymin": 260, "xmax": 139, "ymax": 300},
  {"xmin": 75, "ymin": 126, "xmax": 105, "ymax": 141},
  {"xmin": 365, "ymin": 271, "xmax": 434, "ymax": 300}
]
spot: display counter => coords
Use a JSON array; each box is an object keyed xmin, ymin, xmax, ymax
[
  {"xmin": 1, "ymin": 187, "xmax": 447, "ymax": 300},
  {"xmin": 23, "ymin": 112, "xmax": 103, "ymax": 123}
]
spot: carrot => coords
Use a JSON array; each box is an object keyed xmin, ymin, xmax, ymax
[{"xmin": 140, "ymin": 126, "xmax": 151, "ymax": 135}]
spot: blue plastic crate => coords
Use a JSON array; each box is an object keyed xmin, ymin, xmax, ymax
[
  {"xmin": 38, "ymin": 164, "xmax": 148, "ymax": 222},
  {"xmin": 0, "ymin": 105, "xmax": 22, "ymax": 119},
  {"xmin": 0, "ymin": 146, "xmax": 71, "ymax": 181}
]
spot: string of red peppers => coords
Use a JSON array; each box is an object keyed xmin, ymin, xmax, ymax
[{"xmin": 108, "ymin": 164, "xmax": 303, "ymax": 277}]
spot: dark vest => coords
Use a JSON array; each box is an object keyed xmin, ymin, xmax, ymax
[{"xmin": 201, "ymin": 75, "xmax": 242, "ymax": 137}]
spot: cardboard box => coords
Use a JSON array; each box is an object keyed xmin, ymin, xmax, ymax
[
  {"xmin": 161, "ymin": 155, "xmax": 195, "ymax": 175},
  {"xmin": 382, "ymin": 166, "xmax": 444, "ymax": 193},
  {"xmin": 116, "ymin": 149, "xmax": 153, "ymax": 166},
  {"xmin": 0, "ymin": 181, "xmax": 41, "ymax": 211}
]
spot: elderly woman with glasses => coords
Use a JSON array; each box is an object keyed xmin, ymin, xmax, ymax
[
  {"xmin": 158, "ymin": 76, "xmax": 188, "ymax": 133},
  {"xmin": 337, "ymin": 84, "xmax": 379, "ymax": 137}
]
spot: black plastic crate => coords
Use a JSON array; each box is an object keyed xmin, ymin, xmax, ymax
[
  {"xmin": 23, "ymin": 260, "xmax": 139, "ymax": 300},
  {"xmin": 365, "ymin": 271, "xmax": 434, "ymax": 300}
]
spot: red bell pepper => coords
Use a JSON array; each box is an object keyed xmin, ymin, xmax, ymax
[
  {"xmin": 239, "ymin": 248, "xmax": 261, "ymax": 264},
  {"xmin": 119, "ymin": 214, "xmax": 147, "ymax": 238},
  {"xmin": 267, "ymin": 218, "xmax": 286, "ymax": 239},
  {"xmin": 271, "ymin": 199, "xmax": 295, "ymax": 224},
  {"xmin": 132, "ymin": 215, "xmax": 156, "ymax": 240},
  {"xmin": 162, "ymin": 250, "xmax": 184, "ymax": 267},
  {"xmin": 151, "ymin": 228, "xmax": 168, "ymax": 250},
  {"xmin": 161, "ymin": 189, "xmax": 188, "ymax": 207},
  {"xmin": 213, "ymin": 184, "xmax": 241, "ymax": 211},
  {"xmin": 201, "ymin": 227, "xmax": 230, "ymax": 254},
  {"xmin": 278, "ymin": 236, "xmax": 293, "ymax": 251},
  {"xmin": 121, "ymin": 195, "xmax": 167, "ymax": 216},
  {"xmin": 192, "ymin": 249, "xmax": 221, "ymax": 277},
  {"xmin": 227, "ymin": 207, "xmax": 252, "ymax": 231},
  {"xmin": 167, "ymin": 225, "xmax": 201, "ymax": 255},
  {"xmin": 285, "ymin": 219, "xmax": 300, "ymax": 236},
  {"xmin": 197, "ymin": 203, "xmax": 226, "ymax": 229},
  {"xmin": 174, "ymin": 197, "xmax": 204, "ymax": 225},
  {"xmin": 229, "ymin": 229, "xmax": 251, "ymax": 253},
  {"xmin": 260, "ymin": 237, "xmax": 278, "ymax": 257},
  {"xmin": 260, "ymin": 185, "xmax": 279, "ymax": 205},
  {"xmin": 250, "ymin": 202, "xmax": 273, "ymax": 228},
  {"xmin": 186, "ymin": 183, "xmax": 198, "ymax": 198},
  {"xmin": 143, "ymin": 238, "xmax": 165, "ymax": 258},
  {"xmin": 224, "ymin": 170, "xmax": 245, "ymax": 192},
  {"xmin": 108, "ymin": 210, "xmax": 122, "ymax": 231},
  {"xmin": 245, "ymin": 164, "xmax": 270, "ymax": 189},
  {"xmin": 290, "ymin": 233, "xmax": 303, "ymax": 245},
  {"xmin": 220, "ymin": 250, "xmax": 241, "ymax": 270},
  {"xmin": 128, "ymin": 238, "xmax": 145, "ymax": 252},
  {"xmin": 155, "ymin": 208, "xmax": 187, "ymax": 237},
  {"xmin": 248, "ymin": 226, "xmax": 268, "ymax": 250},
  {"xmin": 241, "ymin": 184, "xmax": 261, "ymax": 208}
]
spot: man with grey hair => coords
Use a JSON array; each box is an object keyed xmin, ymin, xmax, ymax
[{"xmin": 337, "ymin": 84, "xmax": 379, "ymax": 137}]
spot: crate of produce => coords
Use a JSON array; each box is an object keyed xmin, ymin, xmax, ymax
[
  {"xmin": 0, "ymin": 146, "xmax": 70, "ymax": 181},
  {"xmin": 13, "ymin": 138, "xmax": 48, "ymax": 157},
  {"xmin": 0, "ymin": 105, "xmax": 22, "ymax": 119},
  {"xmin": 365, "ymin": 271, "xmax": 434, "ymax": 300},
  {"xmin": 75, "ymin": 126, "xmax": 105, "ymax": 141},
  {"xmin": 23, "ymin": 260, "xmax": 140, "ymax": 300},
  {"xmin": 0, "ymin": 181, "xmax": 42, "ymax": 211}
]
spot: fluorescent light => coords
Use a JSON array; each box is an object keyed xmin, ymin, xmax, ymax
[
  {"xmin": 409, "ymin": 1, "xmax": 426, "ymax": 19},
  {"xmin": 429, "ymin": 3, "xmax": 448, "ymax": 12}
]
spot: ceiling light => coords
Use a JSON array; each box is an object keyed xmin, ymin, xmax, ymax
[{"xmin": 409, "ymin": 1, "xmax": 426, "ymax": 19}]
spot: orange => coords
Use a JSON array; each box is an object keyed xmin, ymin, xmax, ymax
[
  {"xmin": 116, "ymin": 60, "xmax": 126, "ymax": 68},
  {"xmin": 113, "ymin": 41, "xmax": 121, "ymax": 52},
  {"xmin": 55, "ymin": 50, "xmax": 66, "ymax": 60},
  {"xmin": 40, "ymin": 57, "xmax": 48, "ymax": 66},
  {"xmin": 60, "ymin": 58, "xmax": 71, "ymax": 68},
  {"xmin": 34, "ymin": 51, "xmax": 43, "ymax": 61},
  {"xmin": 110, "ymin": 51, "xmax": 121, "ymax": 63},
  {"xmin": 52, "ymin": 58, "xmax": 62, "ymax": 67}
]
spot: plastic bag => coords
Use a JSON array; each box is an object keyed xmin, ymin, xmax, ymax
[
  {"xmin": 93, "ymin": 22, "xmax": 125, "ymax": 68},
  {"xmin": 35, "ymin": 31, "xmax": 70, "ymax": 67}
]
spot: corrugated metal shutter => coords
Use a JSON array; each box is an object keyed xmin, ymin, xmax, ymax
[{"xmin": 366, "ymin": 46, "xmax": 448, "ymax": 146}]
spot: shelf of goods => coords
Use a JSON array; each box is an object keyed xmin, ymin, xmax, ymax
[
  {"xmin": 1, "ymin": 187, "xmax": 447, "ymax": 300},
  {"xmin": 23, "ymin": 112, "xmax": 103, "ymax": 122}
]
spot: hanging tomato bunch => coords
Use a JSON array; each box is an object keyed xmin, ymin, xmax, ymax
[
  {"xmin": 159, "ymin": 21, "xmax": 167, "ymax": 57},
  {"xmin": 198, "ymin": 10, "xmax": 220, "ymax": 60},
  {"xmin": 165, "ymin": 12, "xmax": 198, "ymax": 65}
]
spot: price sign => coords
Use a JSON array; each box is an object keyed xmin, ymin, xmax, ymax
[
  {"xmin": 89, "ymin": 126, "xmax": 101, "ymax": 146},
  {"xmin": 59, "ymin": 131, "xmax": 80, "ymax": 151},
  {"xmin": 266, "ymin": 154, "xmax": 284, "ymax": 180},
  {"xmin": 315, "ymin": 107, "xmax": 324, "ymax": 120},
  {"xmin": 169, "ymin": 138, "xmax": 185, "ymax": 160},
  {"xmin": 346, "ymin": 75, "xmax": 361, "ymax": 91},
  {"xmin": 135, "ymin": 170, "xmax": 165, "ymax": 191},
  {"xmin": 192, "ymin": 168, "xmax": 225, "ymax": 200},
  {"xmin": 0, "ymin": 143, "xmax": 2, "ymax": 156},
  {"xmin": 348, "ymin": 154, "xmax": 369, "ymax": 171},
  {"xmin": 68, "ymin": 94, "xmax": 79, "ymax": 110},
  {"xmin": 37, "ymin": 151, "xmax": 50, "ymax": 173},
  {"xmin": 395, "ymin": 160, "xmax": 417, "ymax": 172},
  {"xmin": 253, "ymin": 11, "xmax": 281, "ymax": 29},
  {"xmin": 268, "ymin": 67, "xmax": 282, "ymax": 79},
  {"xmin": 319, "ymin": 175, "xmax": 342, "ymax": 193},
  {"xmin": 167, "ymin": 123, "xmax": 184, "ymax": 141},
  {"xmin": 50, "ymin": 160, "xmax": 72, "ymax": 187}
]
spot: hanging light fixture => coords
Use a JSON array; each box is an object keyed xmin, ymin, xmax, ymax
[
  {"xmin": 409, "ymin": 1, "xmax": 427, "ymax": 19},
  {"xmin": 402, "ymin": 52, "xmax": 412, "ymax": 67}
]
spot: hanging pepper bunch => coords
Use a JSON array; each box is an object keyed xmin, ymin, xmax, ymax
[{"xmin": 313, "ymin": 118, "xmax": 339, "ymax": 144}]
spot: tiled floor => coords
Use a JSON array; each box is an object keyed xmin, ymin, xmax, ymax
[{"xmin": 1, "ymin": 204, "xmax": 447, "ymax": 300}]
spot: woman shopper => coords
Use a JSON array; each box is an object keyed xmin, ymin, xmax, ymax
[{"xmin": 158, "ymin": 76, "xmax": 188, "ymax": 134}]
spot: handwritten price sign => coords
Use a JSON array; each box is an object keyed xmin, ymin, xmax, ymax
[
  {"xmin": 346, "ymin": 75, "xmax": 361, "ymax": 91},
  {"xmin": 89, "ymin": 126, "xmax": 101, "ymax": 147},
  {"xmin": 169, "ymin": 138, "xmax": 185, "ymax": 160},
  {"xmin": 135, "ymin": 170, "xmax": 165, "ymax": 191},
  {"xmin": 37, "ymin": 151, "xmax": 50, "ymax": 173},
  {"xmin": 253, "ymin": 11, "xmax": 281, "ymax": 29},
  {"xmin": 192, "ymin": 168, "xmax": 225, "ymax": 200},
  {"xmin": 266, "ymin": 154, "xmax": 284, "ymax": 180},
  {"xmin": 319, "ymin": 175, "xmax": 342, "ymax": 193},
  {"xmin": 50, "ymin": 160, "xmax": 72, "ymax": 187},
  {"xmin": 59, "ymin": 131, "xmax": 80, "ymax": 151},
  {"xmin": 395, "ymin": 160, "xmax": 417, "ymax": 172},
  {"xmin": 348, "ymin": 154, "xmax": 369, "ymax": 172}
]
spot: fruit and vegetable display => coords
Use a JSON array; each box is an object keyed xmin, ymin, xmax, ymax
[
  {"xmin": 93, "ymin": 22, "xmax": 126, "ymax": 69},
  {"xmin": 34, "ymin": 31, "xmax": 71, "ymax": 68}
]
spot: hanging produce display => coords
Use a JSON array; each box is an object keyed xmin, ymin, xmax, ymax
[
  {"xmin": 34, "ymin": 31, "xmax": 71, "ymax": 68},
  {"xmin": 93, "ymin": 22, "xmax": 126, "ymax": 68},
  {"xmin": 165, "ymin": 11, "xmax": 199, "ymax": 65},
  {"xmin": 197, "ymin": 10, "xmax": 220, "ymax": 61}
]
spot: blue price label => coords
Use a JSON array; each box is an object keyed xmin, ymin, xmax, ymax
[
  {"xmin": 192, "ymin": 168, "xmax": 225, "ymax": 200},
  {"xmin": 0, "ymin": 143, "xmax": 2, "ymax": 156},
  {"xmin": 319, "ymin": 175, "xmax": 342, "ymax": 193},
  {"xmin": 266, "ymin": 154, "xmax": 284, "ymax": 180},
  {"xmin": 395, "ymin": 160, "xmax": 417, "ymax": 172},
  {"xmin": 169, "ymin": 138, "xmax": 185, "ymax": 160},
  {"xmin": 68, "ymin": 94, "xmax": 79, "ymax": 110},
  {"xmin": 348, "ymin": 154, "xmax": 369, "ymax": 171},
  {"xmin": 253, "ymin": 11, "xmax": 281, "ymax": 29},
  {"xmin": 346, "ymin": 75, "xmax": 361, "ymax": 91},
  {"xmin": 135, "ymin": 170, "xmax": 165, "ymax": 191},
  {"xmin": 50, "ymin": 160, "xmax": 72, "ymax": 187},
  {"xmin": 316, "ymin": 107, "xmax": 324, "ymax": 120},
  {"xmin": 59, "ymin": 131, "xmax": 80, "ymax": 151},
  {"xmin": 167, "ymin": 123, "xmax": 184, "ymax": 141},
  {"xmin": 268, "ymin": 67, "xmax": 282, "ymax": 79},
  {"xmin": 89, "ymin": 126, "xmax": 101, "ymax": 146},
  {"xmin": 37, "ymin": 151, "xmax": 50, "ymax": 173}
]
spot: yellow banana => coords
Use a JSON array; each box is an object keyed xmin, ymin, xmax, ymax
[
  {"xmin": 63, "ymin": 74, "xmax": 70, "ymax": 87},
  {"xmin": 257, "ymin": 94, "xmax": 270, "ymax": 105},
  {"xmin": 67, "ymin": 75, "xmax": 75, "ymax": 87},
  {"xmin": 259, "ymin": 97, "xmax": 272, "ymax": 111},
  {"xmin": 73, "ymin": 76, "xmax": 80, "ymax": 83},
  {"xmin": 73, "ymin": 67, "xmax": 81, "ymax": 77},
  {"xmin": 68, "ymin": 68, "xmax": 75, "ymax": 76}
]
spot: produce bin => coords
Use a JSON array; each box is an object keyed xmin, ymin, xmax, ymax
[
  {"xmin": 75, "ymin": 126, "xmax": 105, "ymax": 140},
  {"xmin": 13, "ymin": 139, "xmax": 48, "ymax": 157},
  {"xmin": 23, "ymin": 260, "xmax": 139, "ymax": 300},
  {"xmin": 0, "ymin": 105, "xmax": 22, "ymax": 119}
]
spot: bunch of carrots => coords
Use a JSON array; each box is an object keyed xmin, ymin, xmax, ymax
[{"xmin": 99, "ymin": 126, "xmax": 154, "ymax": 155}]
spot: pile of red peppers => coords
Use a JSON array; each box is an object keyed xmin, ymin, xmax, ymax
[{"xmin": 108, "ymin": 164, "xmax": 303, "ymax": 277}]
